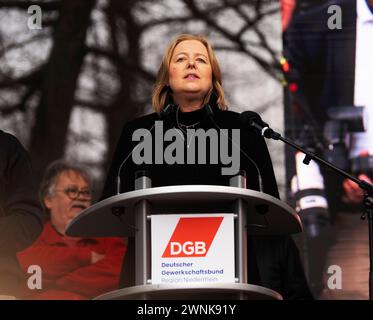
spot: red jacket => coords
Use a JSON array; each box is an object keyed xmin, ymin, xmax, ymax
[{"xmin": 17, "ymin": 221, "xmax": 126, "ymax": 300}]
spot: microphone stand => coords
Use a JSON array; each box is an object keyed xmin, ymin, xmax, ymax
[{"xmin": 260, "ymin": 125, "xmax": 373, "ymax": 300}]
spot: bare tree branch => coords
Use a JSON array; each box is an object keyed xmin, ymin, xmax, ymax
[
  {"xmin": 29, "ymin": 0, "xmax": 96, "ymax": 182},
  {"xmin": 0, "ymin": 31, "xmax": 51, "ymax": 59},
  {"xmin": 74, "ymin": 98, "xmax": 106, "ymax": 112},
  {"xmin": 181, "ymin": 0, "xmax": 281, "ymax": 80},
  {"xmin": 0, "ymin": 65, "xmax": 45, "ymax": 89},
  {"xmin": 86, "ymin": 45, "xmax": 156, "ymax": 83}
]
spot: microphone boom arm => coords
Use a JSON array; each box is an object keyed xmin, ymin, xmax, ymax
[{"xmin": 247, "ymin": 112, "xmax": 373, "ymax": 300}]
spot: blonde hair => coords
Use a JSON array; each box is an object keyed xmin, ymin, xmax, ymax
[{"xmin": 152, "ymin": 34, "xmax": 227, "ymax": 113}]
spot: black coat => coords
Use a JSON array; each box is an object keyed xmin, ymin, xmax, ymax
[
  {"xmin": 0, "ymin": 130, "xmax": 45, "ymax": 296},
  {"xmin": 101, "ymin": 104, "xmax": 279, "ymax": 198},
  {"xmin": 101, "ymin": 105, "xmax": 313, "ymax": 299}
]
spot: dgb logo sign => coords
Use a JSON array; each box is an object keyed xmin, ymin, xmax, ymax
[{"xmin": 162, "ymin": 217, "xmax": 223, "ymax": 258}]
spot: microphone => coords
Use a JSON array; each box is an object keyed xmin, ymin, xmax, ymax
[
  {"xmin": 205, "ymin": 105, "xmax": 264, "ymax": 192},
  {"xmin": 240, "ymin": 112, "xmax": 332, "ymax": 238},
  {"xmin": 204, "ymin": 90, "xmax": 219, "ymax": 128},
  {"xmin": 240, "ymin": 111, "xmax": 281, "ymax": 140},
  {"xmin": 116, "ymin": 104, "xmax": 175, "ymax": 194},
  {"xmin": 159, "ymin": 103, "xmax": 175, "ymax": 120},
  {"xmin": 116, "ymin": 149, "xmax": 136, "ymax": 195},
  {"xmin": 115, "ymin": 102, "xmax": 219, "ymax": 194},
  {"xmin": 205, "ymin": 103, "xmax": 219, "ymax": 129},
  {"xmin": 159, "ymin": 89, "xmax": 176, "ymax": 120}
]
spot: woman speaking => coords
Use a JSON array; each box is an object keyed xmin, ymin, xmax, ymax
[
  {"xmin": 101, "ymin": 34, "xmax": 278, "ymax": 198},
  {"xmin": 101, "ymin": 34, "xmax": 312, "ymax": 300}
]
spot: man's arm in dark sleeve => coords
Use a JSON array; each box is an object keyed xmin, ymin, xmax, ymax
[{"xmin": 0, "ymin": 133, "xmax": 46, "ymax": 253}]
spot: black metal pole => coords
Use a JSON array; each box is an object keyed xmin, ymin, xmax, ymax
[
  {"xmin": 364, "ymin": 195, "xmax": 373, "ymax": 300},
  {"xmin": 260, "ymin": 127, "xmax": 373, "ymax": 299}
]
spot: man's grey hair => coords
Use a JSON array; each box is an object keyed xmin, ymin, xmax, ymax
[{"xmin": 39, "ymin": 160, "xmax": 92, "ymax": 204}]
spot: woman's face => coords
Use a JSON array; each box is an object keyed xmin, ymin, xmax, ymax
[{"xmin": 168, "ymin": 40, "xmax": 213, "ymax": 104}]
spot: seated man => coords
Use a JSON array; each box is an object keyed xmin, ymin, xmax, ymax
[
  {"xmin": 17, "ymin": 161, "xmax": 126, "ymax": 300},
  {"xmin": 0, "ymin": 130, "xmax": 45, "ymax": 298}
]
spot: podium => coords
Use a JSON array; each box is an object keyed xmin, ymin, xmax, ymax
[
  {"xmin": 93, "ymin": 283, "xmax": 282, "ymax": 300},
  {"xmin": 66, "ymin": 176, "xmax": 302, "ymax": 300}
]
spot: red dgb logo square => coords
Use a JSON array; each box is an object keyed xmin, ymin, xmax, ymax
[{"xmin": 162, "ymin": 217, "xmax": 224, "ymax": 258}]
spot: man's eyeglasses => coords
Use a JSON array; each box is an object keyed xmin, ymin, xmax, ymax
[{"xmin": 53, "ymin": 187, "xmax": 92, "ymax": 200}]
